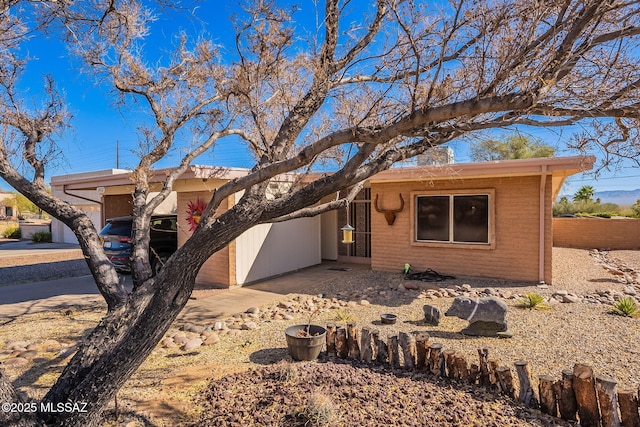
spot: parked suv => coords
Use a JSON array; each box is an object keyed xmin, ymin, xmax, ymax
[{"xmin": 99, "ymin": 214, "xmax": 178, "ymax": 274}]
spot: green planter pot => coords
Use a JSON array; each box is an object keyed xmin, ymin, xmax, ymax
[{"xmin": 285, "ymin": 325, "xmax": 327, "ymax": 361}]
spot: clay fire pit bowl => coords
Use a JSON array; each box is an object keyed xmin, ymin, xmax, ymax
[{"xmin": 380, "ymin": 313, "xmax": 397, "ymax": 325}]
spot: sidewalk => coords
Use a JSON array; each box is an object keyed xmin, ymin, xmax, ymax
[{"xmin": 0, "ymin": 262, "xmax": 369, "ymax": 323}]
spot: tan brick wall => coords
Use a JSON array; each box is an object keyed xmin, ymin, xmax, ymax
[
  {"xmin": 177, "ymin": 191, "xmax": 236, "ymax": 287},
  {"xmin": 371, "ymin": 175, "xmax": 553, "ymax": 283},
  {"xmin": 553, "ymin": 217, "xmax": 640, "ymax": 250}
]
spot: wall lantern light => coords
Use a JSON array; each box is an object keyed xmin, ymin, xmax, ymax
[
  {"xmin": 341, "ymin": 199, "xmax": 355, "ymax": 244},
  {"xmin": 341, "ymin": 224, "xmax": 355, "ymax": 244}
]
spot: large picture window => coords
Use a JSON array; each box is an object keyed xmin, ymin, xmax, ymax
[{"xmin": 416, "ymin": 194, "xmax": 490, "ymax": 244}]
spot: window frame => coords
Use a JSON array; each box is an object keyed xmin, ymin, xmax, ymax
[{"xmin": 411, "ymin": 189, "xmax": 495, "ymax": 250}]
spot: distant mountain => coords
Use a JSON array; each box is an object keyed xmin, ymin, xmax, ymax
[{"xmin": 595, "ymin": 189, "xmax": 640, "ymax": 205}]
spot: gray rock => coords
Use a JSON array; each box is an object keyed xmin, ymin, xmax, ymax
[
  {"xmin": 191, "ymin": 325, "xmax": 206, "ymax": 333},
  {"xmin": 7, "ymin": 341, "xmax": 28, "ymax": 351},
  {"xmin": 241, "ymin": 321, "xmax": 258, "ymax": 330},
  {"xmin": 562, "ymin": 294, "xmax": 581, "ymax": 303},
  {"xmin": 173, "ymin": 335, "xmax": 189, "ymax": 345},
  {"xmin": 445, "ymin": 296, "xmax": 509, "ymax": 337},
  {"xmin": 18, "ymin": 350, "xmax": 39, "ymax": 360},
  {"xmin": 2, "ymin": 357, "xmax": 29, "ymax": 367},
  {"xmin": 203, "ymin": 334, "xmax": 220, "ymax": 345},
  {"xmin": 183, "ymin": 338, "xmax": 203, "ymax": 351},
  {"xmin": 445, "ymin": 289, "xmax": 459, "ymax": 297},
  {"xmin": 246, "ymin": 307, "xmax": 260, "ymax": 314},
  {"xmin": 161, "ymin": 338, "xmax": 177, "ymax": 348},
  {"xmin": 423, "ymin": 304, "xmax": 442, "ymax": 326},
  {"xmin": 499, "ymin": 290, "xmax": 513, "ymax": 299}
]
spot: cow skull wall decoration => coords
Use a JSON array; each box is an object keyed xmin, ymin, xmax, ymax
[{"xmin": 374, "ymin": 194, "xmax": 404, "ymax": 225}]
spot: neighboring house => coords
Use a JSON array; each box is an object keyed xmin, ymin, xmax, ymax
[
  {"xmin": 50, "ymin": 169, "xmax": 177, "ymax": 244},
  {"xmin": 50, "ymin": 155, "xmax": 594, "ymax": 287},
  {"xmin": 0, "ymin": 192, "xmax": 18, "ymax": 219}
]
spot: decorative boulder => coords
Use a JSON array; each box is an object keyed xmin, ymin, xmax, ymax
[
  {"xmin": 445, "ymin": 296, "xmax": 511, "ymax": 338},
  {"xmin": 422, "ymin": 304, "xmax": 442, "ymax": 326}
]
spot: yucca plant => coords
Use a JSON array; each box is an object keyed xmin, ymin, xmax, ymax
[
  {"xmin": 610, "ymin": 297, "xmax": 638, "ymax": 318},
  {"xmin": 333, "ymin": 309, "xmax": 355, "ymax": 325},
  {"xmin": 518, "ymin": 293, "xmax": 551, "ymax": 310}
]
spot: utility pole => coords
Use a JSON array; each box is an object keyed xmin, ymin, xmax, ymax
[{"xmin": 116, "ymin": 140, "xmax": 120, "ymax": 169}]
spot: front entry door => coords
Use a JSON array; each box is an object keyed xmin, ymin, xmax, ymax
[{"xmin": 338, "ymin": 188, "xmax": 371, "ymax": 263}]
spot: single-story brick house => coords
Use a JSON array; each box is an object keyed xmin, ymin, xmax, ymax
[
  {"xmin": 366, "ymin": 155, "xmax": 595, "ymax": 284},
  {"xmin": 50, "ymin": 155, "xmax": 594, "ymax": 286}
]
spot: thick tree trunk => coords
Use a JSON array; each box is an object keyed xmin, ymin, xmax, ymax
[
  {"xmin": 34, "ymin": 194, "xmax": 266, "ymax": 426},
  {"xmin": 39, "ymin": 265, "xmax": 196, "ymax": 426}
]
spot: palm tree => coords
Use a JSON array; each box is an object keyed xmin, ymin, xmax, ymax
[{"xmin": 573, "ymin": 186, "xmax": 595, "ymax": 202}]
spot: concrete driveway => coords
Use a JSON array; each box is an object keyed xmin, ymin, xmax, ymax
[{"xmin": 0, "ymin": 245, "xmax": 366, "ymax": 324}]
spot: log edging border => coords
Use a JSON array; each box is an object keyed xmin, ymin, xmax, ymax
[{"xmin": 324, "ymin": 324, "xmax": 640, "ymax": 427}]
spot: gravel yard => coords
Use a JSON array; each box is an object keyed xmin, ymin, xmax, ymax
[
  {"xmin": 1, "ymin": 247, "xmax": 639, "ymax": 426},
  {"xmin": 0, "ymin": 241, "xmax": 87, "ymax": 286},
  {"xmin": 0, "ymin": 259, "xmax": 90, "ymax": 286}
]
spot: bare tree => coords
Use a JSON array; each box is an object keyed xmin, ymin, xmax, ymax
[{"xmin": 2, "ymin": 0, "xmax": 640, "ymax": 425}]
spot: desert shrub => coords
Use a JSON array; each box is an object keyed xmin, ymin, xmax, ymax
[
  {"xmin": 610, "ymin": 297, "xmax": 638, "ymax": 318},
  {"xmin": 297, "ymin": 393, "xmax": 339, "ymax": 427},
  {"xmin": 31, "ymin": 231, "xmax": 52, "ymax": 243},
  {"xmin": 591, "ymin": 212, "xmax": 612, "ymax": 218},
  {"xmin": 575, "ymin": 212, "xmax": 616, "ymax": 218},
  {"xmin": 518, "ymin": 293, "xmax": 550, "ymax": 310},
  {"xmin": 3, "ymin": 226, "xmax": 21, "ymax": 239}
]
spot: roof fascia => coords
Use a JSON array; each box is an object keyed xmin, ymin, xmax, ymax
[{"xmin": 369, "ymin": 156, "xmax": 595, "ymax": 184}]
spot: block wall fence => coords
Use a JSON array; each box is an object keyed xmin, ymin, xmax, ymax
[{"xmin": 553, "ymin": 217, "xmax": 640, "ymax": 250}]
